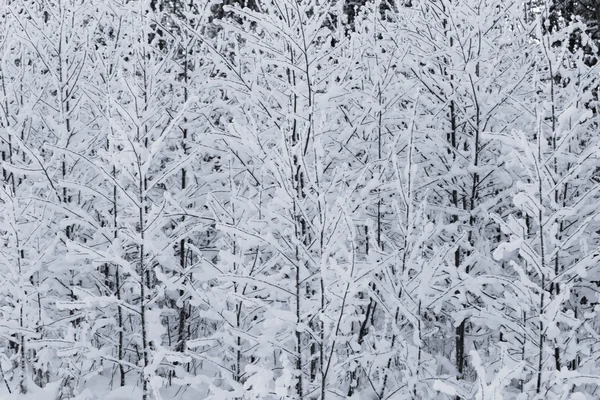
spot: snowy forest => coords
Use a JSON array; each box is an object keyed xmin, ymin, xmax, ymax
[{"xmin": 2, "ymin": 0, "xmax": 600, "ymax": 399}]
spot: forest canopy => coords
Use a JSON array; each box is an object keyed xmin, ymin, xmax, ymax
[{"xmin": 0, "ymin": 0, "xmax": 599, "ymax": 399}]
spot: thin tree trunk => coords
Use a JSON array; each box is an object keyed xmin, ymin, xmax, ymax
[
  {"xmin": 139, "ymin": 167, "xmax": 149, "ymax": 400},
  {"xmin": 113, "ymin": 164, "xmax": 126, "ymax": 387},
  {"xmin": 176, "ymin": 44, "xmax": 190, "ymax": 357}
]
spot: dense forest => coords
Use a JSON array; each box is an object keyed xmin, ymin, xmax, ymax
[{"xmin": 1, "ymin": 0, "xmax": 600, "ymax": 399}]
